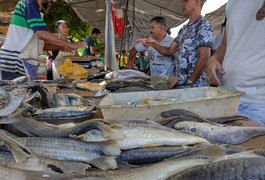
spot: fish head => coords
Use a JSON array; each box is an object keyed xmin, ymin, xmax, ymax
[{"xmin": 174, "ymin": 121, "xmax": 204, "ymax": 135}]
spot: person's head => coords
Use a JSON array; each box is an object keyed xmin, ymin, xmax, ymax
[
  {"xmin": 54, "ymin": 20, "xmax": 69, "ymax": 37},
  {"xmin": 122, "ymin": 50, "xmax": 126, "ymax": 55},
  {"xmin": 149, "ymin": 16, "xmax": 167, "ymax": 40},
  {"xmin": 91, "ymin": 28, "xmax": 101, "ymax": 40},
  {"xmin": 140, "ymin": 52, "xmax": 145, "ymax": 56},
  {"xmin": 38, "ymin": 0, "xmax": 54, "ymax": 11},
  {"xmin": 182, "ymin": 0, "xmax": 205, "ymax": 17}
]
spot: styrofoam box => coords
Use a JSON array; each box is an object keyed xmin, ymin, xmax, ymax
[{"xmin": 99, "ymin": 87, "xmax": 245, "ymax": 121}]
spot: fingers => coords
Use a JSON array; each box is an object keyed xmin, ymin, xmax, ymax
[
  {"xmin": 256, "ymin": 7, "xmax": 265, "ymax": 21},
  {"xmin": 206, "ymin": 59, "xmax": 224, "ymax": 85}
]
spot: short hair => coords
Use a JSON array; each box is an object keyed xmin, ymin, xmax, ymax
[
  {"xmin": 200, "ymin": 0, "xmax": 206, "ymax": 7},
  {"xmin": 92, "ymin": 28, "xmax": 101, "ymax": 34},
  {"xmin": 54, "ymin": 20, "xmax": 67, "ymax": 30},
  {"xmin": 150, "ymin": 16, "xmax": 167, "ymax": 28}
]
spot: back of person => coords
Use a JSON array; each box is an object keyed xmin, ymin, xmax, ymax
[{"xmin": 119, "ymin": 50, "xmax": 128, "ymax": 69}]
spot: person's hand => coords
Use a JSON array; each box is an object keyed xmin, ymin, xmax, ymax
[
  {"xmin": 256, "ymin": 3, "xmax": 265, "ymax": 21},
  {"xmin": 206, "ymin": 56, "xmax": 225, "ymax": 85},
  {"xmin": 70, "ymin": 42, "xmax": 88, "ymax": 49},
  {"xmin": 138, "ymin": 38, "xmax": 154, "ymax": 47}
]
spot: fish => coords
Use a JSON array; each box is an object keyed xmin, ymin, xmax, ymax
[
  {"xmin": 33, "ymin": 105, "xmax": 96, "ymax": 120},
  {"xmin": 166, "ymin": 157, "xmax": 265, "ymax": 180},
  {"xmin": 0, "ymin": 128, "xmax": 120, "ymax": 171},
  {"xmin": 116, "ymin": 146, "xmax": 194, "ymax": 165},
  {"xmin": 0, "ymin": 150, "xmax": 91, "ymax": 175},
  {"xmin": 79, "ymin": 156, "xmax": 211, "ymax": 180},
  {"xmin": 223, "ymin": 145, "xmax": 265, "ymax": 157},
  {"xmin": 0, "ymin": 88, "xmax": 27, "ymax": 117},
  {"xmin": 9, "ymin": 117, "xmax": 121, "ymax": 138},
  {"xmin": 15, "ymin": 137, "xmax": 119, "ymax": 170},
  {"xmin": 105, "ymin": 70, "xmax": 151, "ymax": 81},
  {"xmin": 105, "ymin": 81, "xmax": 154, "ymax": 92},
  {"xmin": 81, "ymin": 120, "xmax": 210, "ymax": 150},
  {"xmin": 174, "ymin": 121, "xmax": 265, "ymax": 144},
  {"xmin": 0, "ymin": 164, "xmax": 84, "ymax": 180},
  {"xmin": 87, "ymin": 71, "xmax": 108, "ymax": 81},
  {"xmin": 160, "ymin": 109, "xmax": 221, "ymax": 126}
]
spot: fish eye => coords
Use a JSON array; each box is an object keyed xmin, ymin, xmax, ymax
[{"xmin": 190, "ymin": 128, "xmax": 196, "ymax": 132}]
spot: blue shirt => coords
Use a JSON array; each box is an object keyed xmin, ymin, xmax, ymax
[
  {"xmin": 174, "ymin": 16, "xmax": 213, "ymax": 87},
  {"xmin": 135, "ymin": 34, "xmax": 177, "ymax": 77}
]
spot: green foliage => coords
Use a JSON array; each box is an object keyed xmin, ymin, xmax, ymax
[
  {"xmin": 95, "ymin": 38, "xmax": 105, "ymax": 51},
  {"xmin": 43, "ymin": 0, "xmax": 92, "ymax": 40}
]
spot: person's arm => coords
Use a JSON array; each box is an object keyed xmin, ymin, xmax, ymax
[
  {"xmin": 188, "ymin": 46, "xmax": 211, "ymax": 83},
  {"xmin": 206, "ymin": 31, "xmax": 227, "ymax": 85},
  {"xmin": 128, "ymin": 47, "xmax": 137, "ymax": 68},
  {"xmin": 149, "ymin": 41, "xmax": 179, "ymax": 56},
  {"xmin": 37, "ymin": 30, "xmax": 87, "ymax": 51}
]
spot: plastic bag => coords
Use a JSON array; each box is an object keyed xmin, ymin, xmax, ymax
[{"xmin": 59, "ymin": 58, "xmax": 88, "ymax": 79}]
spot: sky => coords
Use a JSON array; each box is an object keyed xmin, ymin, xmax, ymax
[{"xmin": 170, "ymin": 0, "xmax": 229, "ymax": 37}]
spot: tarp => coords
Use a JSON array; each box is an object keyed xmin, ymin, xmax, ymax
[{"xmin": 65, "ymin": 0, "xmax": 226, "ymax": 49}]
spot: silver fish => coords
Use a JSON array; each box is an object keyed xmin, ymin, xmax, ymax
[
  {"xmin": 0, "ymin": 87, "xmax": 9, "ymax": 108},
  {"xmin": 167, "ymin": 157, "xmax": 265, "ymax": 180},
  {"xmin": 79, "ymin": 157, "xmax": 211, "ymax": 180},
  {"xmin": 0, "ymin": 128, "xmax": 120, "ymax": 170},
  {"xmin": 174, "ymin": 121, "xmax": 265, "ymax": 144},
  {"xmin": 33, "ymin": 105, "xmax": 96, "ymax": 119},
  {"xmin": 81, "ymin": 120, "xmax": 209, "ymax": 150}
]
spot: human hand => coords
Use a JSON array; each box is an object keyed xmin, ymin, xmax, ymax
[
  {"xmin": 206, "ymin": 57, "xmax": 225, "ymax": 85},
  {"xmin": 256, "ymin": 3, "xmax": 265, "ymax": 21},
  {"xmin": 138, "ymin": 38, "xmax": 154, "ymax": 47}
]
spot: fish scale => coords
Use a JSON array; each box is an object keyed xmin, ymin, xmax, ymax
[{"xmin": 167, "ymin": 157, "xmax": 265, "ymax": 180}]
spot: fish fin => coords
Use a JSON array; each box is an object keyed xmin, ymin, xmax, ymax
[
  {"xmin": 97, "ymin": 123, "xmax": 124, "ymax": 140},
  {"xmin": 60, "ymin": 161, "xmax": 90, "ymax": 175},
  {"xmin": 100, "ymin": 140, "xmax": 121, "ymax": 155},
  {"xmin": 0, "ymin": 129, "xmax": 31, "ymax": 162},
  {"xmin": 89, "ymin": 156, "xmax": 117, "ymax": 170}
]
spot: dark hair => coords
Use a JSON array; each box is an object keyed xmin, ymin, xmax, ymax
[
  {"xmin": 122, "ymin": 50, "xmax": 126, "ymax": 53},
  {"xmin": 54, "ymin": 20, "xmax": 67, "ymax": 30},
  {"xmin": 92, "ymin": 28, "xmax": 101, "ymax": 34},
  {"xmin": 150, "ymin": 16, "xmax": 167, "ymax": 28}
]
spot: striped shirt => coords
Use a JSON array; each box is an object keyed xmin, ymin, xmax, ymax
[{"xmin": 0, "ymin": 0, "xmax": 47, "ymax": 75}]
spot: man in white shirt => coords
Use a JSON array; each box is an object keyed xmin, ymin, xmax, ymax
[{"xmin": 207, "ymin": 0, "xmax": 265, "ymax": 126}]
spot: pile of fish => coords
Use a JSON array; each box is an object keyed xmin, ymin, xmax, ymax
[
  {"xmin": 1, "ymin": 77, "xmax": 265, "ymax": 179},
  {"xmin": 0, "ymin": 112, "xmax": 264, "ymax": 179}
]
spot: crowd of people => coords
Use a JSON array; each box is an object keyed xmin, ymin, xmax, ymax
[{"xmin": 0, "ymin": 0, "xmax": 264, "ymax": 126}]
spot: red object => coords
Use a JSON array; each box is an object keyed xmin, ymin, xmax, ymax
[{"xmin": 111, "ymin": 2, "xmax": 124, "ymax": 38}]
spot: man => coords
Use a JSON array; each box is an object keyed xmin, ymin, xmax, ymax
[
  {"xmin": 143, "ymin": 0, "xmax": 212, "ymax": 88},
  {"xmin": 0, "ymin": 0, "xmax": 87, "ymax": 80},
  {"xmin": 128, "ymin": 16, "xmax": 176, "ymax": 77},
  {"xmin": 207, "ymin": 0, "xmax": 265, "ymax": 126},
  {"xmin": 84, "ymin": 28, "xmax": 102, "ymax": 56},
  {"xmin": 119, "ymin": 50, "xmax": 128, "ymax": 69}
]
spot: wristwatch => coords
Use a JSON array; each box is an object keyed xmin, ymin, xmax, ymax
[{"xmin": 187, "ymin": 79, "xmax": 193, "ymax": 85}]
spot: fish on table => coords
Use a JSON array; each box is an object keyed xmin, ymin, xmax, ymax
[
  {"xmin": 167, "ymin": 157, "xmax": 265, "ymax": 180},
  {"xmin": 174, "ymin": 121, "xmax": 265, "ymax": 144},
  {"xmin": 80, "ymin": 120, "xmax": 210, "ymax": 150}
]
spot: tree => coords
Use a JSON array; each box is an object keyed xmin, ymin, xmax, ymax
[{"xmin": 43, "ymin": 0, "xmax": 92, "ymax": 41}]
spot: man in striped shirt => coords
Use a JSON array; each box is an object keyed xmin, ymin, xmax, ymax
[{"xmin": 0, "ymin": 0, "xmax": 87, "ymax": 80}]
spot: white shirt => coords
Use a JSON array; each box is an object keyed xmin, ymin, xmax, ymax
[{"xmin": 220, "ymin": 0, "xmax": 265, "ymax": 103}]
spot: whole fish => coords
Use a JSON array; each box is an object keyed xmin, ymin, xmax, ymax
[
  {"xmin": 10, "ymin": 117, "xmax": 121, "ymax": 138},
  {"xmin": 167, "ymin": 157, "xmax": 265, "ymax": 180},
  {"xmin": 78, "ymin": 157, "xmax": 211, "ymax": 180},
  {"xmin": 0, "ymin": 88, "xmax": 27, "ymax": 117},
  {"xmin": 105, "ymin": 81, "xmax": 154, "ymax": 92},
  {"xmin": 33, "ymin": 105, "xmax": 96, "ymax": 120},
  {"xmin": 81, "ymin": 120, "xmax": 209, "ymax": 150},
  {"xmin": 0, "ymin": 128, "xmax": 120, "ymax": 170},
  {"xmin": 174, "ymin": 121, "xmax": 265, "ymax": 144},
  {"xmin": 116, "ymin": 146, "xmax": 194, "ymax": 165}
]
